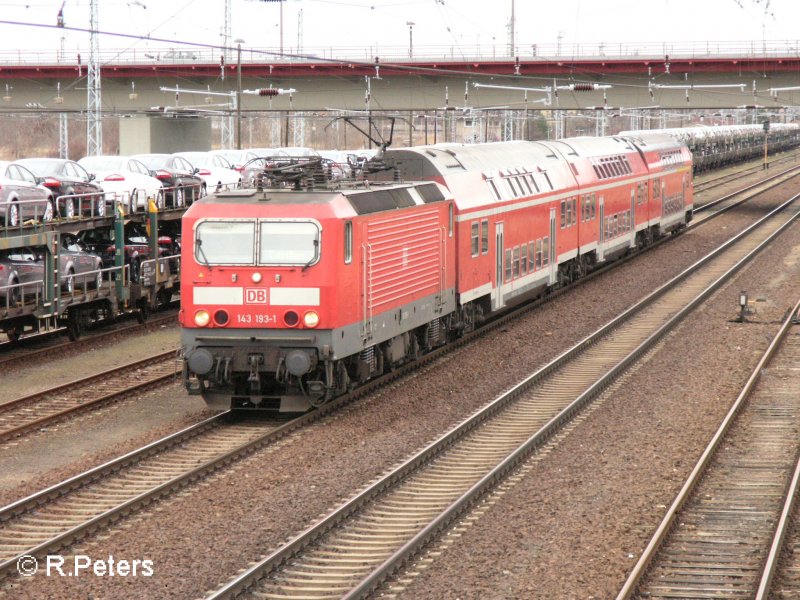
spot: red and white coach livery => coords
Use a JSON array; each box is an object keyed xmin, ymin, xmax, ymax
[
  {"xmin": 381, "ymin": 133, "xmax": 692, "ymax": 312},
  {"xmin": 181, "ymin": 134, "xmax": 693, "ymax": 412}
]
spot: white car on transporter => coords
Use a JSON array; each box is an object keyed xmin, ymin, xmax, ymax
[
  {"xmin": 175, "ymin": 151, "xmax": 241, "ymax": 193},
  {"xmin": 78, "ymin": 155, "xmax": 165, "ymax": 212}
]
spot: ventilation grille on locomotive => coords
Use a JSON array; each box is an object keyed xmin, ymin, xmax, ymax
[{"xmin": 348, "ymin": 188, "xmax": 416, "ymax": 215}]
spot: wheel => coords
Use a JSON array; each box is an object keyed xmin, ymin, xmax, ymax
[
  {"xmin": 136, "ymin": 300, "xmax": 149, "ymax": 324},
  {"xmin": 157, "ymin": 287, "xmax": 172, "ymax": 308},
  {"xmin": 42, "ymin": 199, "xmax": 54, "ymax": 223},
  {"xmin": 95, "ymin": 268, "xmax": 104, "ymax": 290},
  {"xmin": 4, "ymin": 201, "xmax": 19, "ymax": 227},
  {"xmin": 66, "ymin": 312, "xmax": 83, "ymax": 341},
  {"xmin": 96, "ymin": 196, "xmax": 106, "ymax": 217},
  {"xmin": 130, "ymin": 258, "xmax": 141, "ymax": 284},
  {"xmin": 5, "ymin": 327, "xmax": 21, "ymax": 343},
  {"xmin": 155, "ymin": 190, "xmax": 165, "ymax": 209},
  {"xmin": 63, "ymin": 269, "xmax": 75, "ymax": 294},
  {"xmin": 6, "ymin": 278, "xmax": 20, "ymax": 307},
  {"xmin": 174, "ymin": 188, "xmax": 184, "ymax": 207},
  {"xmin": 62, "ymin": 197, "xmax": 76, "ymax": 219}
]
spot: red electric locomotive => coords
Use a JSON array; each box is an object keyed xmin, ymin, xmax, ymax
[
  {"xmin": 181, "ymin": 134, "xmax": 692, "ymax": 412},
  {"xmin": 180, "ymin": 177, "xmax": 457, "ymax": 411}
]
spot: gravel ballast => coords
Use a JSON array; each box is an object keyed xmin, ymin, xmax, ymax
[{"xmin": 5, "ymin": 185, "xmax": 800, "ymax": 599}]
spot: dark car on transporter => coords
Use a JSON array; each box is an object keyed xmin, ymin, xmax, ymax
[
  {"xmin": 14, "ymin": 158, "xmax": 106, "ymax": 219},
  {"xmin": 77, "ymin": 222, "xmax": 154, "ymax": 284},
  {"xmin": 131, "ymin": 154, "xmax": 205, "ymax": 208}
]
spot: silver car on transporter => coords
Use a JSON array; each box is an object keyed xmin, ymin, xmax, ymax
[{"xmin": 0, "ymin": 161, "xmax": 54, "ymax": 227}]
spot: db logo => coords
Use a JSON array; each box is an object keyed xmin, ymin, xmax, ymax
[{"xmin": 245, "ymin": 288, "xmax": 268, "ymax": 304}]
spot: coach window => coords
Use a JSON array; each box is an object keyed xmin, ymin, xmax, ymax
[
  {"xmin": 505, "ymin": 248, "xmax": 513, "ymax": 282},
  {"xmin": 488, "ymin": 179, "xmax": 502, "ymax": 200},
  {"xmin": 481, "ymin": 219, "xmax": 489, "ymax": 254},
  {"xmin": 528, "ymin": 241, "xmax": 535, "ymax": 270},
  {"xmin": 344, "ymin": 221, "xmax": 353, "ymax": 264},
  {"xmin": 195, "ymin": 220, "xmax": 255, "ymax": 265},
  {"xmin": 535, "ymin": 239, "xmax": 543, "ymax": 269},
  {"xmin": 513, "ymin": 246, "xmax": 520, "ymax": 278},
  {"xmin": 543, "ymin": 237, "xmax": 550, "ymax": 265},
  {"xmin": 591, "ymin": 195, "xmax": 597, "ymax": 220},
  {"xmin": 471, "ymin": 222, "xmax": 480, "ymax": 257},
  {"xmin": 560, "ymin": 200, "xmax": 566, "ymax": 229},
  {"xmin": 507, "ymin": 178, "xmax": 519, "ymax": 197},
  {"xmin": 572, "ymin": 198, "xmax": 578, "ymax": 225}
]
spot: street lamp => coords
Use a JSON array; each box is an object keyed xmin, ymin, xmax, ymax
[
  {"xmin": 406, "ymin": 21, "xmax": 415, "ymax": 60},
  {"xmin": 235, "ymin": 38, "xmax": 244, "ymax": 149}
]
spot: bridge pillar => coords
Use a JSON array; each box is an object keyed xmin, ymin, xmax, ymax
[{"xmin": 119, "ymin": 112, "xmax": 212, "ymax": 154}]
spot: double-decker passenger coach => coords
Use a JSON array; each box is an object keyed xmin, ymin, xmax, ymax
[{"xmin": 180, "ymin": 178, "xmax": 456, "ymax": 412}]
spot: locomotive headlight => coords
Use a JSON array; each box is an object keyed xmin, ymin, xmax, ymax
[
  {"xmin": 303, "ymin": 311, "xmax": 320, "ymax": 328},
  {"xmin": 194, "ymin": 309, "xmax": 211, "ymax": 327},
  {"xmin": 251, "ymin": 272, "xmax": 262, "ymax": 283}
]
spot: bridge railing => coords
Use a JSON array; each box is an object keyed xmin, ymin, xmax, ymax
[{"xmin": 2, "ymin": 39, "xmax": 800, "ymax": 66}]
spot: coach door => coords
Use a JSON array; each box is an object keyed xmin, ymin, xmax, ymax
[
  {"xmin": 630, "ymin": 190, "xmax": 636, "ymax": 249},
  {"xmin": 493, "ymin": 222, "xmax": 505, "ymax": 310},
  {"xmin": 597, "ymin": 196, "xmax": 605, "ymax": 262},
  {"xmin": 549, "ymin": 208, "xmax": 557, "ymax": 286}
]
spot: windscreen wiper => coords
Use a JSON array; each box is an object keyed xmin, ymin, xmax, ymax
[
  {"xmin": 301, "ymin": 238, "xmax": 319, "ymax": 272},
  {"xmin": 196, "ymin": 238, "xmax": 212, "ymax": 271}
]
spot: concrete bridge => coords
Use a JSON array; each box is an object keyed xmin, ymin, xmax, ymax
[
  {"xmin": 2, "ymin": 40, "xmax": 800, "ymax": 111},
  {"xmin": 1, "ymin": 40, "xmax": 798, "ymax": 153}
]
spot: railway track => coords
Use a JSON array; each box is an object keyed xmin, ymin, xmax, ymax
[
  {"xmin": 617, "ymin": 296, "xmax": 800, "ymax": 600},
  {"xmin": 0, "ymin": 412, "xmax": 287, "ymax": 579},
  {"xmin": 0, "ymin": 310, "xmax": 178, "ymax": 369},
  {"xmin": 205, "ymin": 191, "xmax": 800, "ymax": 598},
  {"xmin": 692, "ymin": 162, "xmax": 800, "ymax": 221},
  {"xmin": 692, "ymin": 149, "xmax": 800, "ymax": 194},
  {"xmin": 0, "ymin": 350, "xmax": 180, "ymax": 445},
  {"xmin": 2, "ymin": 166, "xmax": 798, "ymax": 590}
]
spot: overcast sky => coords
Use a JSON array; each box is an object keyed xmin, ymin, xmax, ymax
[{"xmin": 0, "ymin": 0, "xmax": 796, "ymax": 59}]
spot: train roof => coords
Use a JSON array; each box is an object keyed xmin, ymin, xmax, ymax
[
  {"xmin": 382, "ymin": 136, "xmax": 685, "ymax": 179},
  {"xmin": 185, "ymin": 181, "xmax": 450, "ymax": 218}
]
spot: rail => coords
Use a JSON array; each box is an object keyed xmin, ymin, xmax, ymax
[
  {"xmin": 616, "ymin": 296, "xmax": 800, "ymax": 599},
  {"xmin": 207, "ymin": 193, "xmax": 800, "ymax": 599}
]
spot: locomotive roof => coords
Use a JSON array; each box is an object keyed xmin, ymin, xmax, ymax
[{"xmin": 190, "ymin": 181, "xmax": 449, "ymax": 217}]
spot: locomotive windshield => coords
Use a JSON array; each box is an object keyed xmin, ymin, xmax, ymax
[
  {"xmin": 258, "ymin": 221, "xmax": 320, "ymax": 266},
  {"xmin": 193, "ymin": 219, "xmax": 320, "ymax": 266},
  {"xmin": 195, "ymin": 221, "xmax": 255, "ymax": 264}
]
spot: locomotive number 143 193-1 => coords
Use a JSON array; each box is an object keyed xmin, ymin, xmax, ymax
[{"xmin": 236, "ymin": 313, "xmax": 278, "ymax": 324}]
